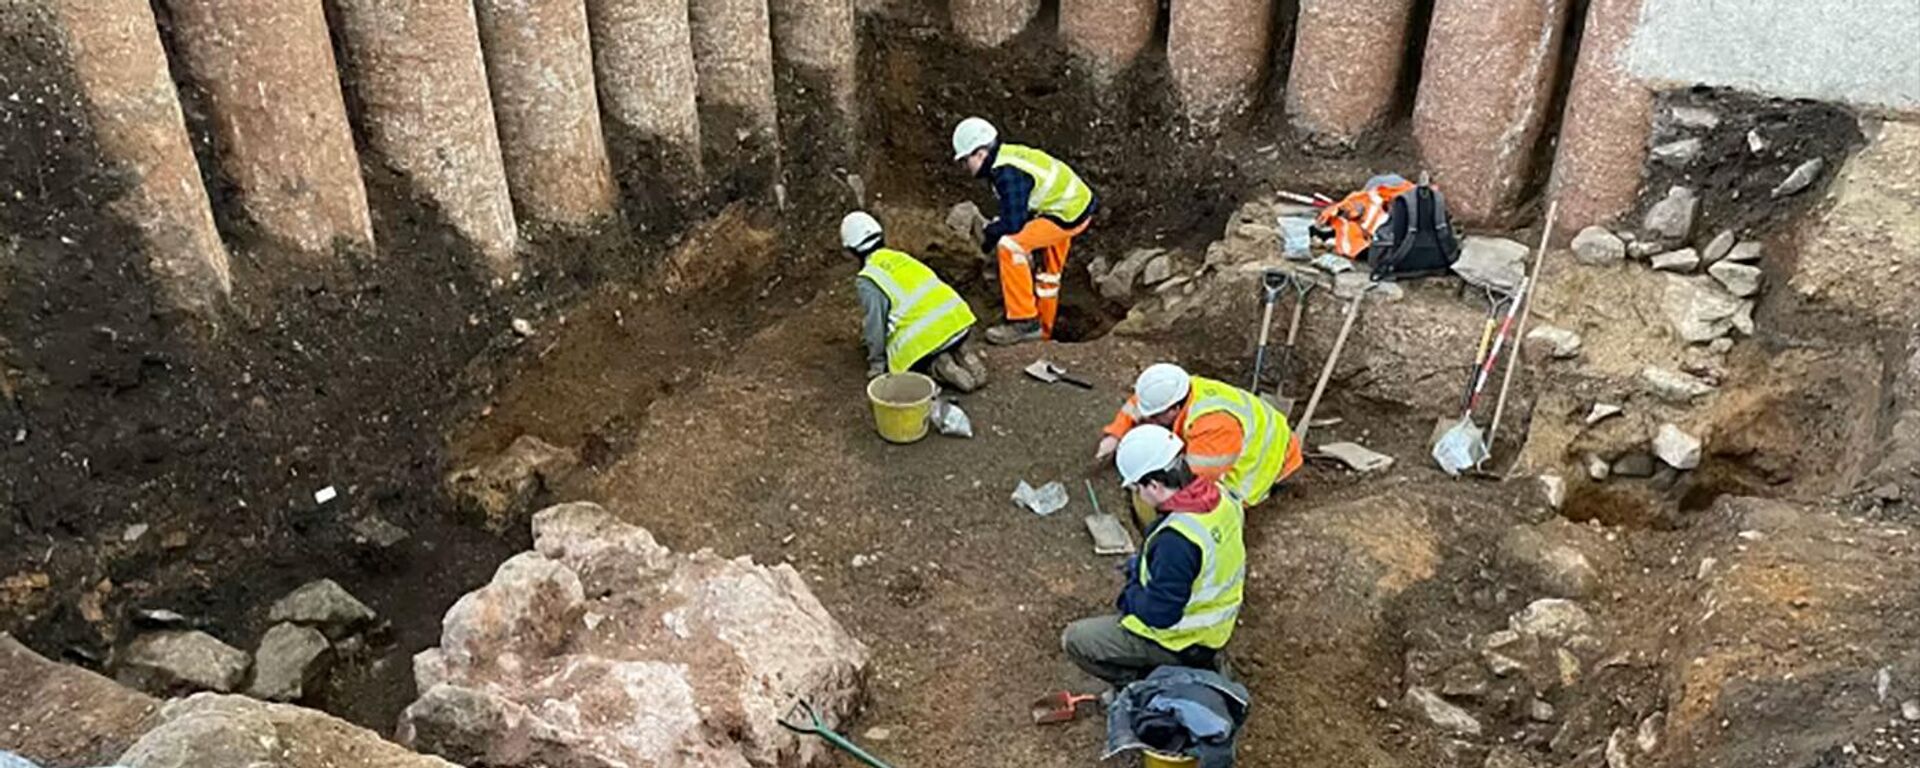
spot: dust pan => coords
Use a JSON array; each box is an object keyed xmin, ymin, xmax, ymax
[{"xmin": 1431, "ymin": 417, "xmax": 1487, "ymax": 477}]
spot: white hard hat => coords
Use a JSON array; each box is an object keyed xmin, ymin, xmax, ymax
[
  {"xmin": 840, "ymin": 211, "xmax": 883, "ymax": 251},
  {"xmin": 952, "ymin": 117, "xmax": 998, "ymax": 160},
  {"xmin": 1116, "ymin": 425, "xmax": 1184, "ymax": 487},
  {"xmin": 1133, "ymin": 363, "xmax": 1192, "ymax": 418}
]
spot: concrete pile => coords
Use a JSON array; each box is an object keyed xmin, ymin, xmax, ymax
[
  {"xmin": 398, "ymin": 502, "xmax": 869, "ymax": 767},
  {"xmin": 590, "ymin": 0, "xmax": 704, "ymax": 191},
  {"xmin": 1058, "ymin": 0, "xmax": 1157, "ymax": 84},
  {"xmin": 1548, "ymin": 0, "xmax": 1656, "ymax": 234},
  {"xmin": 473, "ymin": 0, "xmax": 619, "ymax": 228},
  {"xmin": 1414, "ymin": 0, "xmax": 1572, "ymax": 226},
  {"xmin": 332, "ymin": 0, "xmax": 519, "ymax": 271},
  {"xmin": 43, "ymin": 0, "xmax": 230, "ymax": 316},
  {"xmin": 1287, "ymin": 0, "xmax": 1417, "ymax": 145},
  {"xmin": 1169, "ymin": 0, "xmax": 1274, "ymax": 125},
  {"xmin": 690, "ymin": 0, "xmax": 781, "ymax": 189},
  {"xmin": 161, "ymin": 0, "xmax": 374, "ymax": 255}
]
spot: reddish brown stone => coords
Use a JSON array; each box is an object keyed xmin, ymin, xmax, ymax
[
  {"xmin": 1549, "ymin": 0, "xmax": 1654, "ymax": 236},
  {"xmin": 162, "ymin": 0, "xmax": 374, "ymax": 254},
  {"xmin": 49, "ymin": 0, "xmax": 229, "ymax": 316},
  {"xmin": 1058, "ymin": 0, "xmax": 1156, "ymax": 84},
  {"xmin": 589, "ymin": 0, "xmax": 704, "ymax": 179},
  {"xmin": 474, "ymin": 0, "xmax": 618, "ymax": 228},
  {"xmin": 1286, "ymin": 0, "xmax": 1417, "ymax": 144},
  {"xmin": 1169, "ymin": 0, "xmax": 1274, "ymax": 125},
  {"xmin": 950, "ymin": 0, "xmax": 1040, "ymax": 48},
  {"xmin": 1412, "ymin": 0, "xmax": 1572, "ymax": 226},
  {"xmin": 333, "ymin": 0, "xmax": 519, "ymax": 273}
]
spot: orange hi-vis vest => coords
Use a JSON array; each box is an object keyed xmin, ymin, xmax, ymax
[{"xmin": 1316, "ymin": 179, "xmax": 1415, "ymax": 259}]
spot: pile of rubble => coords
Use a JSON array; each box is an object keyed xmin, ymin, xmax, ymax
[
  {"xmin": 115, "ymin": 578, "xmax": 382, "ymax": 705},
  {"xmin": 398, "ymin": 501, "xmax": 869, "ymax": 767}
]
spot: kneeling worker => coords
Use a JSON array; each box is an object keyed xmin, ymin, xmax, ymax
[
  {"xmin": 1063, "ymin": 426, "xmax": 1245, "ymax": 687},
  {"xmin": 1096, "ymin": 363, "xmax": 1302, "ymax": 508},
  {"xmin": 951, "ymin": 117, "xmax": 1098, "ymax": 345},
  {"xmin": 842, "ymin": 211, "xmax": 989, "ymax": 391}
]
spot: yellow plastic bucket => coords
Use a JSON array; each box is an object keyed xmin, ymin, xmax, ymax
[
  {"xmin": 867, "ymin": 372, "xmax": 936, "ymax": 444},
  {"xmin": 1142, "ymin": 751, "xmax": 1198, "ymax": 768}
]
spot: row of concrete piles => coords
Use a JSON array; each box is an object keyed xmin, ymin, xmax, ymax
[
  {"xmin": 30, "ymin": 0, "xmax": 857, "ymax": 318},
  {"xmin": 974, "ymin": 0, "xmax": 1656, "ymax": 232}
]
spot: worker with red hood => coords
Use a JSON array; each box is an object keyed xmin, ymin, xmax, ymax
[{"xmin": 1062, "ymin": 426, "xmax": 1246, "ymax": 687}]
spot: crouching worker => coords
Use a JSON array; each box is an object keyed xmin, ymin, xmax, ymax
[
  {"xmin": 1063, "ymin": 426, "xmax": 1245, "ymax": 688},
  {"xmin": 1097, "ymin": 363, "xmax": 1302, "ymax": 510},
  {"xmin": 841, "ymin": 211, "xmax": 989, "ymax": 392}
]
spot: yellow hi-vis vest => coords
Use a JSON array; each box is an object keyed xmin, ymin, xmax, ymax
[
  {"xmin": 1121, "ymin": 491, "xmax": 1246, "ymax": 652},
  {"xmin": 992, "ymin": 144, "xmax": 1094, "ymax": 223},
  {"xmin": 858, "ymin": 248, "xmax": 977, "ymax": 373},
  {"xmin": 1183, "ymin": 377, "xmax": 1292, "ymax": 506}
]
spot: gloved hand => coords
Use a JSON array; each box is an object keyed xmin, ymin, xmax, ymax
[
  {"xmin": 1095, "ymin": 434, "xmax": 1120, "ymax": 462},
  {"xmin": 979, "ymin": 219, "xmax": 1002, "ymax": 255}
]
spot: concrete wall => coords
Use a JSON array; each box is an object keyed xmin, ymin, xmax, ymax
[{"xmin": 1628, "ymin": 0, "xmax": 1920, "ymax": 113}]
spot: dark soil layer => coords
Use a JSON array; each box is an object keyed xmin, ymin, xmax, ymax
[{"xmin": 1639, "ymin": 89, "xmax": 1862, "ymax": 241}]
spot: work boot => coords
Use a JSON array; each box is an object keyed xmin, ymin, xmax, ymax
[
  {"xmin": 930, "ymin": 352, "xmax": 980, "ymax": 393},
  {"xmin": 985, "ymin": 320, "xmax": 1043, "ymax": 346},
  {"xmin": 958, "ymin": 344, "xmax": 990, "ymax": 388}
]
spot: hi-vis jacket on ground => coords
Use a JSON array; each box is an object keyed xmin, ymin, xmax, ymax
[{"xmin": 1315, "ymin": 174, "xmax": 1414, "ymax": 259}]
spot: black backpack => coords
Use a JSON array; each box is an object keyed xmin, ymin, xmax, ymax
[{"xmin": 1368, "ymin": 176, "xmax": 1460, "ymax": 281}]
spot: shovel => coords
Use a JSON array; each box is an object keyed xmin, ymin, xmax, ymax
[
  {"xmin": 1031, "ymin": 690, "xmax": 1101, "ymax": 725},
  {"xmin": 1433, "ymin": 204, "xmax": 1554, "ymax": 476},
  {"xmin": 1023, "ymin": 359, "xmax": 1093, "ymax": 389},
  {"xmin": 778, "ymin": 699, "xmax": 896, "ymax": 768}
]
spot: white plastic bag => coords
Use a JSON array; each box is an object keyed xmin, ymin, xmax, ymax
[{"xmin": 929, "ymin": 399, "xmax": 973, "ymax": 438}]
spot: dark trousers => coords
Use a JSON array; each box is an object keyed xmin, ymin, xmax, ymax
[{"xmin": 1062, "ymin": 614, "xmax": 1220, "ymax": 687}]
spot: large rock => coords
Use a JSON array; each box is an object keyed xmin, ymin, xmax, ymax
[
  {"xmin": 117, "ymin": 693, "xmax": 458, "ymax": 768},
  {"xmin": 1642, "ymin": 366, "xmax": 1717, "ymax": 402},
  {"xmin": 1642, "ymin": 186, "xmax": 1698, "ymax": 241},
  {"xmin": 445, "ymin": 435, "xmax": 580, "ymax": 531},
  {"xmin": 1498, "ymin": 525, "xmax": 1598, "ymax": 598},
  {"xmin": 268, "ymin": 579, "xmax": 376, "ymax": 638},
  {"xmin": 1508, "ymin": 598, "xmax": 1595, "ymax": 642},
  {"xmin": 118, "ymin": 631, "xmax": 251, "ymax": 695},
  {"xmin": 1571, "ymin": 226, "xmax": 1626, "ymax": 266},
  {"xmin": 1526, "ymin": 325, "xmax": 1583, "ymax": 359},
  {"xmin": 1662, "ymin": 275, "xmax": 1745, "ymax": 343},
  {"xmin": 1650, "ymin": 248, "xmax": 1701, "ymax": 272},
  {"xmin": 1452, "ymin": 236, "xmax": 1529, "ymax": 291},
  {"xmin": 246, "ymin": 624, "xmax": 330, "ymax": 703},
  {"xmin": 398, "ymin": 502, "xmax": 868, "ymax": 768},
  {"xmin": 1654, "ymin": 423, "xmax": 1703, "ymax": 470},
  {"xmin": 1708, "ymin": 261, "xmax": 1764, "ymax": 297},
  {"xmin": 1404, "ymin": 686, "xmax": 1483, "ymax": 735},
  {"xmin": 1, "ymin": 633, "xmax": 159, "ymax": 766}
]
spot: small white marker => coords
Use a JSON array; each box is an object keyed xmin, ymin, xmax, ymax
[{"xmin": 314, "ymin": 486, "xmax": 337, "ymax": 505}]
